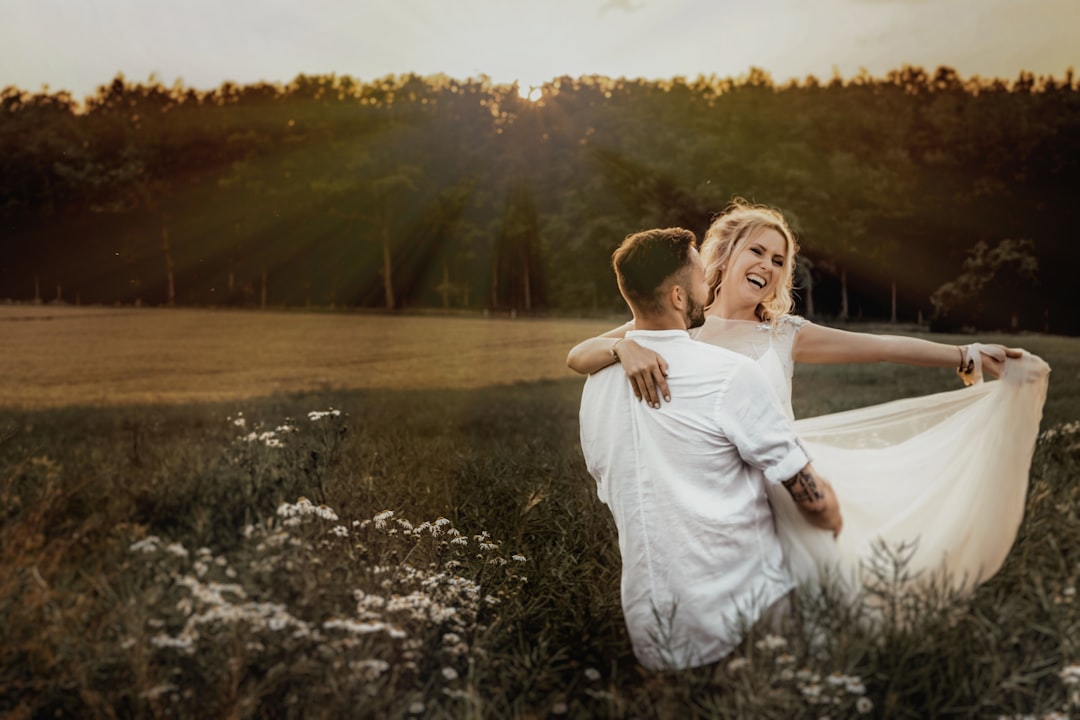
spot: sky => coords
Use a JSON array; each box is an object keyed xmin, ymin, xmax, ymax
[{"xmin": 2, "ymin": 0, "xmax": 1078, "ymax": 100}]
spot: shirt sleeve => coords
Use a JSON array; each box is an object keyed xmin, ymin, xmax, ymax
[{"xmin": 715, "ymin": 359, "xmax": 809, "ymax": 486}]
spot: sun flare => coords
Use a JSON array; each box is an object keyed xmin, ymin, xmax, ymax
[{"xmin": 516, "ymin": 84, "xmax": 543, "ymax": 102}]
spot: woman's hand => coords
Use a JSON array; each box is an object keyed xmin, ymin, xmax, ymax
[
  {"xmin": 614, "ymin": 340, "xmax": 670, "ymax": 408},
  {"xmin": 977, "ymin": 344, "xmax": 1025, "ymax": 379}
]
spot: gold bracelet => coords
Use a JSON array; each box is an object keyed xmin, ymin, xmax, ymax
[{"xmin": 610, "ymin": 339, "xmax": 625, "ymax": 362}]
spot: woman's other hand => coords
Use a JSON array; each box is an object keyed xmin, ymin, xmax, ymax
[
  {"xmin": 979, "ymin": 345, "xmax": 1025, "ymax": 379},
  {"xmin": 615, "ymin": 340, "xmax": 670, "ymax": 408}
]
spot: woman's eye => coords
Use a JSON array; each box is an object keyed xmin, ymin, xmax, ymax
[
  {"xmin": 751, "ymin": 247, "xmax": 762, "ymax": 255},
  {"xmin": 773, "ymin": 259, "xmax": 784, "ymax": 267}
]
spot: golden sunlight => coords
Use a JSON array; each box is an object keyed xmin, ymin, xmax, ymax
[{"xmin": 517, "ymin": 84, "xmax": 543, "ymax": 102}]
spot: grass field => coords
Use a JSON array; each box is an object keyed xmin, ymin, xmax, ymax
[{"xmin": 1, "ymin": 306, "xmax": 1078, "ymax": 718}]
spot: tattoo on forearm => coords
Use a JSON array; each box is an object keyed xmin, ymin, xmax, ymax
[{"xmin": 783, "ymin": 468, "xmax": 825, "ymax": 506}]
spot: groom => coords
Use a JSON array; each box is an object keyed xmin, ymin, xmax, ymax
[{"xmin": 578, "ymin": 227, "xmax": 842, "ymax": 671}]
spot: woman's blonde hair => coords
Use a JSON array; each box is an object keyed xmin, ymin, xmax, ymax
[{"xmin": 700, "ymin": 198, "xmax": 799, "ymax": 324}]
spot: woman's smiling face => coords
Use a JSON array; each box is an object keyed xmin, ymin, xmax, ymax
[{"xmin": 720, "ymin": 227, "xmax": 789, "ymax": 312}]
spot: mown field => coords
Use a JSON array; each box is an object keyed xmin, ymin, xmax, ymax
[{"xmin": 1, "ymin": 306, "xmax": 1078, "ymax": 718}]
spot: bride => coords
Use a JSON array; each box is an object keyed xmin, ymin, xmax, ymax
[{"xmin": 567, "ymin": 199, "xmax": 1050, "ymax": 605}]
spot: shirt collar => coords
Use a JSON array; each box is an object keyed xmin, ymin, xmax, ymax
[{"xmin": 625, "ymin": 329, "xmax": 689, "ymax": 340}]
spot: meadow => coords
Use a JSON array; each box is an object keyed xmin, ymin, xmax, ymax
[{"xmin": 1, "ymin": 306, "xmax": 1078, "ymax": 718}]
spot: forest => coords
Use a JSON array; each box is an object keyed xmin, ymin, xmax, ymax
[{"xmin": 2, "ymin": 65, "xmax": 1078, "ymax": 332}]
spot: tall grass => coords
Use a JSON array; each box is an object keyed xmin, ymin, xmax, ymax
[{"xmin": 1, "ymin": 320, "xmax": 1078, "ymax": 718}]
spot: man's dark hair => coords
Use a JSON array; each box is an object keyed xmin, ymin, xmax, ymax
[{"xmin": 612, "ymin": 227, "xmax": 698, "ymax": 314}]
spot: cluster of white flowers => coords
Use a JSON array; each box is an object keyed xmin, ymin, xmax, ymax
[
  {"xmin": 129, "ymin": 535, "xmax": 189, "ymax": 558},
  {"xmin": 442, "ymin": 631, "xmax": 469, "ymax": 657},
  {"xmin": 349, "ymin": 659, "xmax": 391, "ymax": 682},
  {"xmin": 130, "ymin": 502, "xmax": 526, "ymax": 703},
  {"xmin": 241, "ymin": 430, "xmax": 284, "ymax": 448},
  {"xmin": 141, "ymin": 567, "xmax": 316, "ymax": 656},
  {"xmin": 323, "ymin": 618, "xmax": 406, "ymax": 639},
  {"xmin": 1062, "ymin": 664, "xmax": 1080, "ymax": 685},
  {"xmin": 1039, "ymin": 421, "xmax": 1080, "ymax": 442},
  {"xmin": 308, "ymin": 408, "xmax": 342, "ymax": 421},
  {"xmin": 726, "ymin": 657, "xmax": 750, "ymax": 673},
  {"xmin": 755, "ymin": 634, "xmax": 787, "ymax": 651},
  {"xmin": 795, "ymin": 669, "xmax": 872, "ymax": 713},
  {"xmin": 276, "ymin": 497, "xmax": 339, "ymax": 523},
  {"xmin": 373, "ymin": 510, "xmax": 394, "ymax": 529}
]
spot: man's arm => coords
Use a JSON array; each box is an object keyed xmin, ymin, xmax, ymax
[{"xmin": 782, "ymin": 464, "xmax": 842, "ymax": 537}]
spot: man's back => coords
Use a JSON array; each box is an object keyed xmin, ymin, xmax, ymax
[{"xmin": 579, "ymin": 329, "xmax": 808, "ymax": 670}]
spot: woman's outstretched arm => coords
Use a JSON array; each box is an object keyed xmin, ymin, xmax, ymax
[
  {"xmin": 566, "ymin": 321, "xmax": 671, "ymax": 407},
  {"xmin": 791, "ymin": 323, "xmax": 1022, "ymax": 378}
]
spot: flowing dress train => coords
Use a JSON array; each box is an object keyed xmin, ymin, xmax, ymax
[{"xmin": 693, "ymin": 316, "xmax": 1050, "ymax": 603}]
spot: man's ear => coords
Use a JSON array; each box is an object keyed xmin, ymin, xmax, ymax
[{"xmin": 669, "ymin": 283, "xmax": 687, "ymax": 311}]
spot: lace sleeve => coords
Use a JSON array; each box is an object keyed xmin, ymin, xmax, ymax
[{"xmin": 772, "ymin": 315, "xmax": 810, "ymax": 385}]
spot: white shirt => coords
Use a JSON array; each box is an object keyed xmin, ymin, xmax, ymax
[{"xmin": 579, "ymin": 329, "xmax": 809, "ymax": 670}]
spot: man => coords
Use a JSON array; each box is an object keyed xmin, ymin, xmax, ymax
[{"xmin": 578, "ymin": 227, "xmax": 842, "ymax": 671}]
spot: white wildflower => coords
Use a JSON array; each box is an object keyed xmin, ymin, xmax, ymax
[
  {"xmin": 826, "ymin": 672, "xmax": 847, "ymax": 687},
  {"xmin": 441, "ymin": 666, "xmax": 459, "ymax": 681},
  {"xmin": 776, "ymin": 652, "xmax": 795, "ymax": 666},
  {"xmin": 139, "ymin": 683, "xmax": 177, "ymax": 700},
  {"xmin": 324, "ymin": 618, "xmax": 391, "ymax": 635},
  {"xmin": 450, "ymin": 537, "xmax": 468, "ymax": 546},
  {"xmin": 330, "ymin": 525, "xmax": 349, "ymax": 538},
  {"xmin": 727, "ymin": 657, "xmax": 749, "ymax": 672},
  {"xmin": 755, "ymin": 634, "xmax": 787, "ymax": 651},
  {"xmin": 150, "ymin": 634, "xmax": 194, "ymax": 652},
  {"xmin": 584, "ymin": 667, "xmax": 601, "ymax": 682},
  {"xmin": 408, "ymin": 701, "xmax": 425, "ymax": 715},
  {"xmin": 845, "ymin": 678, "xmax": 867, "ymax": 695},
  {"xmin": 164, "ymin": 542, "xmax": 189, "ymax": 558},
  {"xmin": 350, "ymin": 659, "xmax": 390, "ymax": 681},
  {"xmin": 856, "ymin": 696, "xmax": 873, "ymax": 714},
  {"xmin": 1061, "ymin": 664, "xmax": 1080, "ymax": 685},
  {"xmin": 512, "ymin": 554, "xmax": 527, "ymax": 563},
  {"xmin": 129, "ymin": 536, "xmax": 161, "ymax": 553},
  {"xmin": 307, "ymin": 409, "xmax": 342, "ymax": 421}
]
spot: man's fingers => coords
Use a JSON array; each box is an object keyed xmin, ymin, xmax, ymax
[{"xmin": 1005, "ymin": 347, "xmax": 1024, "ymax": 358}]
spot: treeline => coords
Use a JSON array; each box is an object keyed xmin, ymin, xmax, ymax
[{"xmin": 2, "ymin": 66, "xmax": 1078, "ymax": 332}]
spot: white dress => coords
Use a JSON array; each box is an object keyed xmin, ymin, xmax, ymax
[{"xmin": 692, "ymin": 315, "xmax": 1051, "ymax": 606}]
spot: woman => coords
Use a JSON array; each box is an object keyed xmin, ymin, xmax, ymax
[{"xmin": 567, "ymin": 199, "xmax": 1050, "ymax": 611}]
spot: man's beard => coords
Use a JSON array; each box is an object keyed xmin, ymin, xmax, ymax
[{"xmin": 686, "ymin": 294, "xmax": 705, "ymax": 329}]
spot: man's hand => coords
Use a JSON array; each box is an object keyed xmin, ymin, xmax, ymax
[
  {"xmin": 782, "ymin": 464, "xmax": 842, "ymax": 537},
  {"xmin": 614, "ymin": 340, "xmax": 670, "ymax": 409}
]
